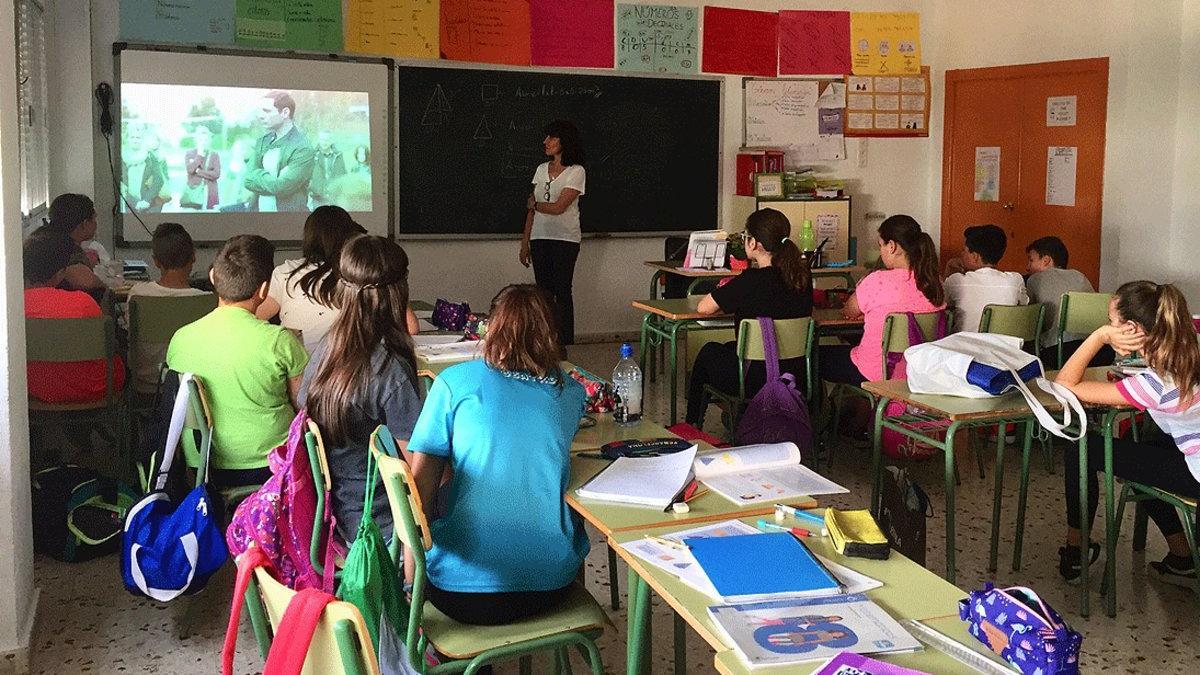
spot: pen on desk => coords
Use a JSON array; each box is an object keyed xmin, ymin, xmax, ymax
[
  {"xmin": 774, "ymin": 503, "xmax": 829, "ymax": 535},
  {"xmin": 646, "ymin": 535, "xmax": 688, "ymax": 550},
  {"xmin": 756, "ymin": 519, "xmax": 813, "ymax": 537}
]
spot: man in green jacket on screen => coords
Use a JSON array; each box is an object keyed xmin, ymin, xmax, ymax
[{"xmin": 244, "ymin": 90, "xmax": 315, "ymax": 212}]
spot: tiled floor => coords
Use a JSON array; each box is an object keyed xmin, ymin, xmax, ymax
[{"xmin": 28, "ymin": 342, "xmax": 1199, "ymax": 673}]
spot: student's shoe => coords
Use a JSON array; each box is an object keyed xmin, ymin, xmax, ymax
[
  {"xmin": 1058, "ymin": 543, "xmax": 1100, "ymax": 583},
  {"xmin": 1149, "ymin": 553, "xmax": 1197, "ymax": 588}
]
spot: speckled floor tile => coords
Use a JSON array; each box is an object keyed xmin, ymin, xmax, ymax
[{"xmin": 27, "ymin": 342, "xmax": 1198, "ymax": 673}]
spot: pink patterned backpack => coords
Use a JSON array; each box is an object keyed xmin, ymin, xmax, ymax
[{"xmin": 225, "ymin": 410, "xmax": 335, "ymax": 591}]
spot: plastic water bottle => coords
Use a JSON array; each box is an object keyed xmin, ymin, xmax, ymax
[
  {"xmin": 612, "ymin": 342, "xmax": 643, "ymax": 427},
  {"xmin": 799, "ymin": 219, "xmax": 816, "ymax": 252}
]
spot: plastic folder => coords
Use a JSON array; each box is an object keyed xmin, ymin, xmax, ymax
[{"xmin": 685, "ymin": 532, "xmax": 841, "ymax": 602}]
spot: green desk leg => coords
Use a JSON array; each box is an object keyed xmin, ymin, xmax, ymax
[
  {"xmin": 870, "ymin": 396, "xmax": 890, "ymax": 515},
  {"xmin": 673, "ymin": 613, "xmax": 687, "ymax": 675},
  {"xmin": 1012, "ymin": 421, "xmax": 1034, "ymax": 571},
  {"xmin": 943, "ymin": 420, "xmax": 962, "ymax": 585},
  {"xmin": 607, "ymin": 545, "xmax": 620, "ymax": 610},
  {"xmin": 1077, "ymin": 431, "xmax": 1091, "ymax": 618},
  {"xmin": 638, "ymin": 313, "xmax": 654, "ymax": 383},
  {"xmin": 988, "ymin": 424, "xmax": 1007, "ymax": 573},
  {"xmin": 626, "ymin": 568, "xmax": 652, "ymax": 675},
  {"xmin": 650, "ymin": 270, "xmax": 664, "ymax": 300},
  {"xmin": 1102, "ymin": 411, "xmax": 1118, "ymax": 618},
  {"xmin": 666, "ymin": 320, "xmax": 684, "ymax": 425}
]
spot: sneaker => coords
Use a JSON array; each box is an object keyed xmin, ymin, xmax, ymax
[
  {"xmin": 1058, "ymin": 543, "xmax": 1101, "ymax": 583},
  {"xmin": 1149, "ymin": 554, "xmax": 1197, "ymax": 588}
]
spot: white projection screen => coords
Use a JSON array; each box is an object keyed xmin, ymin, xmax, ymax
[{"xmin": 115, "ymin": 47, "xmax": 393, "ymax": 245}]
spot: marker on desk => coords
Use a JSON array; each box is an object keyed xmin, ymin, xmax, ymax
[
  {"xmin": 756, "ymin": 519, "xmax": 813, "ymax": 538},
  {"xmin": 646, "ymin": 535, "xmax": 689, "ymax": 551},
  {"xmin": 774, "ymin": 503, "xmax": 829, "ymax": 535}
]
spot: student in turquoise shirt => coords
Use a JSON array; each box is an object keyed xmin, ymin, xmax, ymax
[{"xmin": 408, "ymin": 284, "xmax": 588, "ymax": 625}]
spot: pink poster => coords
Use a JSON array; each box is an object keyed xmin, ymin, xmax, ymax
[
  {"xmin": 531, "ymin": 0, "xmax": 615, "ymax": 68},
  {"xmin": 701, "ymin": 6, "xmax": 778, "ymax": 77},
  {"xmin": 779, "ymin": 10, "xmax": 851, "ymax": 75}
]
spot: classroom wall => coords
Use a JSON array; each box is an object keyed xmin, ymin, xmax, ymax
[
  {"xmin": 0, "ymin": 0, "xmax": 38, "ymax": 665},
  {"xmin": 1169, "ymin": 1, "xmax": 1200, "ymax": 301}
]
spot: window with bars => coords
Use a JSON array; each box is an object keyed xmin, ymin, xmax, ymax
[{"xmin": 17, "ymin": 0, "xmax": 49, "ymax": 218}]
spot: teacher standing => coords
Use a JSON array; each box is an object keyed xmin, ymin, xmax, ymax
[{"xmin": 520, "ymin": 120, "xmax": 586, "ymax": 347}]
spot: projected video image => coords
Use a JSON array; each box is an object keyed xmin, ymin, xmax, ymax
[{"xmin": 120, "ymin": 84, "xmax": 372, "ymax": 214}]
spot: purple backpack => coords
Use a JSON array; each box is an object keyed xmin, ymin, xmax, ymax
[
  {"xmin": 734, "ymin": 317, "xmax": 813, "ymax": 452},
  {"xmin": 225, "ymin": 410, "xmax": 335, "ymax": 592},
  {"xmin": 960, "ymin": 582, "xmax": 1082, "ymax": 674}
]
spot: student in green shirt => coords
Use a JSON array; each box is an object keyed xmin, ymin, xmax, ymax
[{"xmin": 167, "ymin": 234, "xmax": 308, "ymax": 486}]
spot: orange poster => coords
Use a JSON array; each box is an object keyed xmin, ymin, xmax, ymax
[{"xmin": 440, "ymin": 0, "xmax": 531, "ymax": 65}]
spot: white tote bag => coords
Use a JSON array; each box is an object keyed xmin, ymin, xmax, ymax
[{"xmin": 904, "ymin": 332, "xmax": 1086, "ymax": 441}]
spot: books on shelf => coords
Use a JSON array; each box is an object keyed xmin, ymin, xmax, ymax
[
  {"xmin": 574, "ymin": 445, "xmax": 698, "ymax": 508},
  {"xmin": 709, "ymin": 593, "xmax": 921, "ymax": 670},
  {"xmin": 694, "ymin": 442, "xmax": 848, "ymax": 506}
]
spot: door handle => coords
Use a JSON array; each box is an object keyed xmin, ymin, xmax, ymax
[{"xmin": 1002, "ymin": 202, "xmax": 1015, "ymax": 210}]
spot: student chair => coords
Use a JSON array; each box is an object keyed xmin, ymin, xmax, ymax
[
  {"xmin": 1057, "ymin": 292, "xmax": 1113, "ymax": 368},
  {"xmin": 370, "ymin": 427, "xmax": 607, "ymax": 675},
  {"xmin": 701, "ymin": 317, "xmax": 815, "ymax": 441},
  {"xmin": 180, "ymin": 375, "xmax": 263, "ymax": 508},
  {"xmin": 1114, "ymin": 483, "xmax": 1200, "ymax": 598},
  {"xmin": 305, "ymin": 419, "xmax": 357, "ymax": 582},
  {"xmin": 244, "ymin": 562, "xmax": 382, "ymax": 674},
  {"xmin": 126, "ymin": 293, "xmax": 217, "ymax": 398},
  {"xmin": 26, "ymin": 316, "xmax": 130, "ymax": 480},
  {"xmin": 979, "ymin": 303, "xmax": 1046, "ymax": 356}
]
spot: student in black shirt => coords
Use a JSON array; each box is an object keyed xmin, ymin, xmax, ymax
[{"xmin": 686, "ymin": 209, "xmax": 814, "ymax": 426}]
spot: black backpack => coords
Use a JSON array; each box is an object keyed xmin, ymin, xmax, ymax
[{"xmin": 32, "ymin": 465, "xmax": 139, "ymax": 562}]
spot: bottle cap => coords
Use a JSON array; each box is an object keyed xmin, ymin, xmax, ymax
[{"xmin": 620, "ymin": 342, "xmax": 634, "ymax": 358}]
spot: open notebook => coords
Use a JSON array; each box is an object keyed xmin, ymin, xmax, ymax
[
  {"xmin": 575, "ymin": 445, "xmax": 698, "ymax": 508},
  {"xmin": 694, "ymin": 442, "xmax": 848, "ymax": 506}
]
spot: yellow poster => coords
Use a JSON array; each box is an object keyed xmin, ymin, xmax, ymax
[
  {"xmin": 850, "ymin": 12, "xmax": 920, "ymax": 76},
  {"xmin": 346, "ymin": 0, "xmax": 439, "ymax": 59}
]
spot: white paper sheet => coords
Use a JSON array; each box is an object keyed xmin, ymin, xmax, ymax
[
  {"xmin": 576, "ymin": 445, "xmax": 698, "ymax": 508},
  {"xmin": 1046, "ymin": 146, "xmax": 1077, "ymax": 206},
  {"xmin": 974, "ymin": 147, "xmax": 1000, "ymax": 202}
]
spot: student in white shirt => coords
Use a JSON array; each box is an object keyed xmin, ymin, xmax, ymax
[
  {"xmin": 519, "ymin": 120, "xmax": 586, "ymax": 346},
  {"xmin": 125, "ymin": 223, "xmax": 211, "ymax": 392},
  {"xmin": 943, "ymin": 224, "xmax": 1028, "ymax": 333}
]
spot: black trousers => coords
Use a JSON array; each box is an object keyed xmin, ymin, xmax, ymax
[
  {"xmin": 685, "ymin": 341, "xmax": 804, "ymax": 425},
  {"xmin": 819, "ymin": 344, "xmax": 867, "ymax": 386},
  {"xmin": 530, "ymin": 239, "xmax": 579, "ymax": 346},
  {"xmin": 1040, "ymin": 341, "xmax": 1116, "ymax": 369},
  {"xmin": 425, "ymin": 581, "xmax": 574, "ymax": 625},
  {"xmin": 1064, "ymin": 424, "xmax": 1200, "ymax": 538}
]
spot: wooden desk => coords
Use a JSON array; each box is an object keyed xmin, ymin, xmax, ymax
[
  {"xmin": 812, "ymin": 308, "xmax": 865, "ymax": 330},
  {"xmin": 612, "ymin": 515, "xmax": 998, "ymax": 675},
  {"xmin": 644, "ymin": 261, "xmax": 867, "ymax": 299},
  {"xmin": 632, "ymin": 298, "xmax": 731, "ymax": 424}
]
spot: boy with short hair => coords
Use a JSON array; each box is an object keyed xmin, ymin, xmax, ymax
[
  {"xmin": 1025, "ymin": 236, "xmax": 1098, "ymax": 365},
  {"xmin": 167, "ymin": 234, "xmax": 308, "ymax": 486},
  {"xmin": 24, "ymin": 231, "xmax": 126, "ymax": 403},
  {"xmin": 126, "ymin": 223, "xmax": 212, "ymax": 393},
  {"xmin": 944, "ymin": 224, "xmax": 1028, "ymax": 333}
]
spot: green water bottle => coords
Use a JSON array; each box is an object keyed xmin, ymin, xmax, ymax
[{"xmin": 799, "ymin": 219, "xmax": 816, "ymax": 252}]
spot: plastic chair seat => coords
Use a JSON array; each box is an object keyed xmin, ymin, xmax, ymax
[{"xmin": 420, "ymin": 583, "xmax": 607, "ymax": 660}]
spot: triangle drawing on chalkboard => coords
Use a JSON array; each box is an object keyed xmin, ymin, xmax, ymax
[
  {"xmin": 474, "ymin": 116, "xmax": 493, "ymax": 140},
  {"xmin": 422, "ymin": 85, "xmax": 452, "ymax": 126}
]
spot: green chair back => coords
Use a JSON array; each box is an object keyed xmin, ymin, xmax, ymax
[
  {"xmin": 880, "ymin": 310, "xmax": 946, "ymax": 377},
  {"xmin": 980, "ymin": 303, "xmax": 1045, "ymax": 353},
  {"xmin": 127, "ymin": 293, "xmax": 217, "ymax": 343},
  {"xmin": 1058, "ymin": 292, "xmax": 1113, "ymax": 366},
  {"xmin": 26, "ymin": 316, "xmax": 117, "ymax": 405},
  {"xmin": 736, "ymin": 317, "xmax": 815, "ymax": 399}
]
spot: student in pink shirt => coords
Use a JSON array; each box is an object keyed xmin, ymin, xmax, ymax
[{"xmin": 821, "ymin": 215, "xmax": 946, "ymax": 384}]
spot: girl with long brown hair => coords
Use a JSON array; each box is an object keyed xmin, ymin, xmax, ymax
[
  {"xmin": 821, "ymin": 214, "xmax": 945, "ymax": 385},
  {"xmin": 406, "ymin": 284, "xmax": 589, "ymax": 626},
  {"xmin": 300, "ymin": 234, "xmax": 422, "ymax": 543},
  {"xmin": 686, "ymin": 208, "xmax": 814, "ymax": 426},
  {"xmin": 1055, "ymin": 281, "xmax": 1200, "ymax": 585}
]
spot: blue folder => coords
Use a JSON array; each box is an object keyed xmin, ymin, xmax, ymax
[{"xmin": 686, "ymin": 532, "xmax": 841, "ymax": 601}]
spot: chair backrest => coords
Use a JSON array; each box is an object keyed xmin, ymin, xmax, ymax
[
  {"xmin": 305, "ymin": 420, "xmax": 334, "ymax": 574},
  {"xmin": 183, "ymin": 375, "xmax": 215, "ymax": 483},
  {"xmin": 251, "ymin": 566, "xmax": 380, "ymax": 675},
  {"xmin": 127, "ymin": 293, "xmax": 217, "ymax": 343},
  {"xmin": 736, "ymin": 317, "xmax": 816, "ymax": 398},
  {"xmin": 26, "ymin": 315, "xmax": 117, "ymax": 406},
  {"xmin": 1059, "ymin": 291, "xmax": 1112, "ymax": 336},
  {"xmin": 881, "ymin": 310, "xmax": 946, "ymax": 354},
  {"xmin": 979, "ymin": 303, "xmax": 1045, "ymax": 344}
]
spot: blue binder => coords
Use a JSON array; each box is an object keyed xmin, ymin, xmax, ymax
[{"xmin": 686, "ymin": 532, "xmax": 842, "ymax": 601}]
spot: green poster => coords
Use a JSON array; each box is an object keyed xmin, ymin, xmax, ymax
[
  {"xmin": 616, "ymin": 4, "xmax": 698, "ymax": 75},
  {"xmin": 235, "ymin": 0, "xmax": 343, "ymax": 52}
]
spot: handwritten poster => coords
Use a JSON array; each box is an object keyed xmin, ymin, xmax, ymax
[
  {"xmin": 345, "ymin": 0, "xmax": 438, "ymax": 58},
  {"xmin": 974, "ymin": 147, "xmax": 1000, "ymax": 202},
  {"xmin": 701, "ymin": 6, "xmax": 778, "ymax": 77},
  {"xmin": 1046, "ymin": 146, "xmax": 1077, "ymax": 207},
  {"xmin": 440, "ymin": 0, "xmax": 530, "ymax": 65},
  {"xmin": 531, "ymin": 0, "xmax": 613, "ymax": 68},
  {"xmin": 235, "ymin": 0, "xmax": 343, "ymax": 51},
  {"xmin": 778, "ymin": 10, "xmax": 850, "ymax": 75},
  {"xmin": 1047, "ymin": 95, "xmax": 1077, "ymax": 126},
  {"xmin": 849, "ymin": 12, "xmax": 920, "ymax": 75},
  {"xmin": 616, "ymin": 4, "xmax": 698, "ymax": 75},
  {"xmin": 744, "ymin": 79, "xmax": 819, "ymax": 147},
  {"xmin": 121, "ymin": 0, "xmax": 235, "ymax": 44}
]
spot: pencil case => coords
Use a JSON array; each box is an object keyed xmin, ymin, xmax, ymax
[
  {"xmin": 825, "ymin": 508, "xmax": 890, "ymax": 560},
  {"xmin": 959, "ymin": 582, "xmax": 1082, "ymax": 674}
]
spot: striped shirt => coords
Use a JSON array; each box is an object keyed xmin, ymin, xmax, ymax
[{"xmin": 1115, "ymin": 370, "xmax": 1200, "ymax": 482}]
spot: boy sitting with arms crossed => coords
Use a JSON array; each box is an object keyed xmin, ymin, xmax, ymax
[
  {"xmin": 167, "ymin": 234, "xmax": 308, "ymax": 488},
  {"xmin": 126, "ymin": 223, "xmax": 212, "ymax": 394},
  {"xmin": 1025, "ymin": 236, "xmax": 1111, "ymax": 366},
  {"xmin": 944, "ymin": 224, "xmax": 1028, "ymax": 333}
]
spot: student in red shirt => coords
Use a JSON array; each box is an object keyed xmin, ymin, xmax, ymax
[{"xmin": 24, "ymin": 231, "xmax": 125, "ymax": 404}]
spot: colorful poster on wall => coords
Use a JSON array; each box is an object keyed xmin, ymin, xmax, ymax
[
  {"xmin": 345, "ymin": 0, "xmax": 439, "ymax": 59},
  {"xmin": 440, "ymin": 0, "xmax": 530, "ymax": 65},
  {"xmin": 1046, "ymin": 146, "xmax": 1077, "ymax": 207},
  {"xmin": 778, "ymin": 10, "xmax": 850, "ymax": 75},
  {"xmin": 974, "ymin": 147, "xmax": 1000, "ymax": 202},
  {"xmin": 701, "ymin": 6, "xmax": 778, "ymax": 77},
  {"xmin": 531, "ymin": 0, "xmax": 613, "ymax": 68},
  {"xmin": 235, "ymin": 0, "xmax": 343, "ymax": 51},
  {"xmin": 616, "ymin": 4, "xmax": 698, "ymax": 75},
  {"xmin": 849, "ymin": 12, "xmax": 920, "ymax": 76},
  {"xmin": 120, "ymin": 0, "xmax": 235, "ymax": 45}
]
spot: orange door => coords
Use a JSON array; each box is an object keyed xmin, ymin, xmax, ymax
[{"xmin": 942, "ymin": 58, "xmax": 1109, "ymax": 286}]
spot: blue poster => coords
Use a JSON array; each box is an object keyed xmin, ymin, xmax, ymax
[{"xmin": 120, "ymin": 0, "xmax": 236, "ymax": 46}]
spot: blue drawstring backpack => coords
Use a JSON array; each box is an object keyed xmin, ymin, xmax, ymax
[{"xmin": 122, "ymin": 373, "xmax": 228, "ymax": 601}]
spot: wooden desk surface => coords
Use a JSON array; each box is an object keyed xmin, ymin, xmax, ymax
[
  {"xmin": 812, "ymin": 308, "xmax": 864, "ymax": 328},
  {"xmin": 632, "ymin": 296, "xmax": 729, "ymax": 321}
]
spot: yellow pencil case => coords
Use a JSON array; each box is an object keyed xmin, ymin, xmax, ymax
[{"xmin": 825, "ymin": 508, "xmax": 891, "ymax": 560}]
